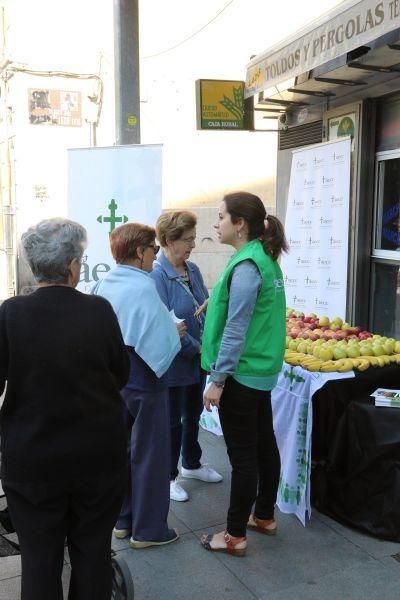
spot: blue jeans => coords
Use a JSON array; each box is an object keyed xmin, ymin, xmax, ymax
[{"xmin": 169, "ymin": 377, "xmax": 205, "ymax": 480}]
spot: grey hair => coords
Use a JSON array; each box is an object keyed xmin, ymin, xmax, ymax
[{"xmin": 21, "ymin": 218, "xmax": 87, "ymax": 284}]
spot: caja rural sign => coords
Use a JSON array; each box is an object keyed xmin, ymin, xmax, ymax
[{"xmin": 196, "ymin": 79, "xmax": 244, "ymax": 130}]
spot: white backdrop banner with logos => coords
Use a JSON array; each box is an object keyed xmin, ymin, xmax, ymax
[
  {"xmin": 280, "ymin": 137, "xmax": 351, "ymax": 318},
  {"xmin": 68, "ymin": 144, "xmax": 162, "ymax": 293}
]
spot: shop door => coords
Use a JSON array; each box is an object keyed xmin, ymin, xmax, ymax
[{"xmin": 370, "ymin": 150, "xmax": 400, "ymax": 338}]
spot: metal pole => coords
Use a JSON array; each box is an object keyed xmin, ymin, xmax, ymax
[{"xmin": 113, "ymin": 0, "xmax": 140, "ymax": 145}]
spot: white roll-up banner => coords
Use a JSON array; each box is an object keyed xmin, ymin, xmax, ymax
[
  {"xmin": 280, "ymin": 137, "xmax": 351, "ymax": 318},
  {"xmin": 68, "ymin": 144, "xmax": 162, "ymax": 293}
]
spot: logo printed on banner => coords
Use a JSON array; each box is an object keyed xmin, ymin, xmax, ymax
[
  {"xmin": 331, "ymin": 194, "xmax": 344, "ymax": 206},
  {"xmin": 289, "ymin": 237, "xmax": 302, "ymax": 247},
  {"xmin": 284, "ymin": 275, "xmax": 298, "ymax": 287},
  {"xmin": 329, "ymin": 236, "xmax": 342, "ymax": 248},
  {"xmin": 303, "ymin": 178, "xmax": 315, "ymax": 189},
  {"xmin": 314, "ymin": 297, "xmax": 329, "ymax": 309},
  {"xmin": 310, "ymin": 196, "xmax": 322, "ymax": 208},
  {"xmin": 332, "ymin": 151, "xmax": 345, "ymax": 164},
  {"xmin": 317, "ymin": 256, "xmax": 332, "ymax": 269},
  {"xmin": 320, "ymin": 216, "xmax": 333, "ymax": 227},
  {"xmin": 322, "ymin": 175, "xmax": 334, "ymax": 187},
  {"xmin": 80, "ymin": 257, "xmax": 111, "ymax": 284},
  {"xmin": 304, "ymin": 276, "xmax": 318, "ymax": 288},
  {"xmin": 296, "ymin": 256, "xmax": 311, "ymax": 267},
  {"xmin": 97, "ymin": 199, "xmax": 128, "ymax": 234},
  {"xmin": 299, "ymin": 217, "xmax": 312, "ymax": 228},
  {"xmin": 307, "ymin": 236, "xmax": 320, "ymax": 248},
  {"xmin": 326, "ymin": 277, "xmax": 341, "ymax": 289},
  {"xmin": 296, "ymin": 160, "xmax": 307, "ymax": 170},
  {"xmin": 292, "ymin": 295, "xmax": 307, "ymax": 307},
  {"xmin": 292, "ymin": 198, "xmax": 305, "ymax": 209},
  {"xmin": 313, "ymin": 156, "xmax": 325, "ymax": 168}
]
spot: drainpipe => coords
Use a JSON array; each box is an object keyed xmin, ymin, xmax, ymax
[{"xmin": 3, "ymin": 132, "xmax": 16, "ymax": 297}]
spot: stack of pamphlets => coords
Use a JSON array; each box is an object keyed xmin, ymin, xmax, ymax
[{"xmin": 371, "ymin": 388, "xmax": 400, "ymax": 408}]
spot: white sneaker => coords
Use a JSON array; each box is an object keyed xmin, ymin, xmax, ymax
[
  {"xmin": 181, "ymin": 465, "xmax": 223, "ymax": 483},
  {"xmin": 113, "ymin": 527, "xmax": 131, "ymax": 539},
  {"xmin": 170, "ymin": 479, "xmax": 189, "ymax": 502}
]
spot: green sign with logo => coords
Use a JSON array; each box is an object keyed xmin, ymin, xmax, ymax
[{"xmin": 196, "ymin": 79, "xmax": 244, "ymax": 130}]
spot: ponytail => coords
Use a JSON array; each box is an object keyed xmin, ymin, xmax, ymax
[
  {"xmin": 261, "ymin": 214, "xmax": 288, "ymax": 261},
  {"xmin": 223, "ymin": 191, "xmax": 288, "ymax": 261}
]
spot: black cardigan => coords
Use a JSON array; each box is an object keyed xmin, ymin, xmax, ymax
[{"xmin": 0, "ymin": 286, "xmax": 130, "ymax": 484}]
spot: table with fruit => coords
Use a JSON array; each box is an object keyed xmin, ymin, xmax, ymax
[{"xmin": 285, "ymin": 309, "xmax": 400, "ymax": 373}]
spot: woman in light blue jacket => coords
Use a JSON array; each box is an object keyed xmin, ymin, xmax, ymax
[
  {"xmin": 93, "ymin": 222, "xmax": 185, "ymax": 549},
  {"xmin": 150, "ymin": 211, "xmax": 222, "ymax": 502}
]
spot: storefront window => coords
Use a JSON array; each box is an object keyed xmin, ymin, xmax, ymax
[
  {"xmin": 375, "ymin": 158, "xmax": 400, "ymax": 252},
  {"xmin": 370, "ymin": 261, "xmax": 400, "ymax": 338},
  {"xmin": 376, "ymin": 96, "xmax": 400, "ymax": 152}
]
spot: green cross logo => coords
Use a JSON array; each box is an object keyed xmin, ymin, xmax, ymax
[
  {"xmin": 97, "ymin": 199, "xmax": 128, "ymax": 234},
  {"xmin": 284, "ymin": 368, "xmax": 305, "ymax": 391}
]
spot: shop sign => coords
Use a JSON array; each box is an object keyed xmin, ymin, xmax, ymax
[
  {"xmin": 245, "ymin": 0, "xmax": 400, "ymax": 97},
  {"xmin": 28, "ymin": 88, "xmax": 82, "ymax": 127},
  {"xmin": 328, "ymin": 113, "xmax": 356, "ymax": 140},
  {"xmin": 196, "ymin": 79, "xmax": 244, "ymax": 130}
]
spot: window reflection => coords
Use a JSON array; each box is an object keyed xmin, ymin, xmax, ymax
[
  {"xmin": 371, "ymin": 261, "xmax": 400, "ymax": 338},
  {"xmin": 376, "ymin": 158, "xmax": 400, "ymax": 251}
]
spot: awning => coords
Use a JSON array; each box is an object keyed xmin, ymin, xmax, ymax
[{"xmin": 245, "ymin": 0, "xmax": 400, "ymax": 100}]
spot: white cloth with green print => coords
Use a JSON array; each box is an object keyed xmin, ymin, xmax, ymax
[{"xmin": 272, "ymin": 363, "xmax": 355, "ymax": 526}]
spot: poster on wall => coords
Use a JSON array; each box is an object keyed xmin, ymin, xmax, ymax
[
  {"xmin": 68, "ymin": 144, "xmax": 162, "ymax": 293},
  {"xmin": 280, "ymin": 137, "xmax": 351, "ymax": 318},
  {"xmin": 28, "ymin": 89, "xmax": 82, "ymax": 127}
]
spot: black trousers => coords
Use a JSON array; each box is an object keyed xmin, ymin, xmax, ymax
[
  {"xmin": 218, "ymin": 377, "xmax": 281, "ymax": 538},
  {"xmin": 4, "ymin": 471, "xmax": 125, "ymax": 600},
  {"xmin": 169, "ymin": 380, "xmax": 204, "ymax": 480}
]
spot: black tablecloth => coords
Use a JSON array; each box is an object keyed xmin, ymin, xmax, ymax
[{"xmin": 311, "ymin": 365, "xmax": 400, "ymax": 541}]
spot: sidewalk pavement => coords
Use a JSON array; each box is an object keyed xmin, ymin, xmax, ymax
[{"xmin": 1, "ymin": 428, "xmax": 400, "ymax": 599}]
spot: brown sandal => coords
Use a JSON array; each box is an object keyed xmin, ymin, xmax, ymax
[
  {"xmin": 247, "ymin": 515, "xmax": 277, "ymax": 536},
  {"xmin": 200, "ymin": 531, "xmax": 247, "ymax": 557}
]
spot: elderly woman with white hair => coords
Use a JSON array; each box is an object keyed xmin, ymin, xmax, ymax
[{"xmin": 0, "ymin": 218, "xmax": 130, "ymax": 600}]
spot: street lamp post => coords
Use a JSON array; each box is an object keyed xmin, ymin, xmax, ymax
[{"xmin": 114, "ymin": 0, "xmax": 141, "ymax": 145}]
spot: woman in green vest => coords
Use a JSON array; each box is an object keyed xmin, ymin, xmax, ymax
[{"xmin": 200, "ymin": 191, "xmax": 287, "ymax": 557}]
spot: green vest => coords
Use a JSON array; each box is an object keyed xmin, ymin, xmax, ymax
[{"xmin": 201, "ymin": 239, "xmax": 286, "ymax": 377}]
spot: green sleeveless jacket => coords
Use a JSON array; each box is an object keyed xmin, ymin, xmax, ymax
[{"xmin": 201, "ymin": 239, "xmax": 286, "ymax": 377}]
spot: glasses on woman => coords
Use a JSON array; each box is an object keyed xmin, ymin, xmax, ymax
[{"xmin": 149, "ymin": 244, "xmax": 160, "ymax": 255}]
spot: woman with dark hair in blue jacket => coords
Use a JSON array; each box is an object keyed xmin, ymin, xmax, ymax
[{"xmin": 150, "ymin": 210, "xmax": 222, "ymax": 502}]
